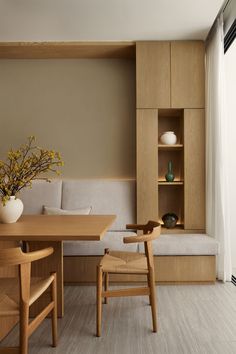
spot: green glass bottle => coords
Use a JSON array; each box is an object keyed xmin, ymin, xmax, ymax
[{"xmin": 165, "ymin": 161, "xmax": 175, "ymax": 182}]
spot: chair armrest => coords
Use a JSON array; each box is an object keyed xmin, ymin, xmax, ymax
[
  {"xmin": 124, "ymin": 222, "xmax": 161, "ymax": 244},
  {"xmin": 24, "ymin": 247, "xmax": 54, "ymax": 263},
  {"xmin": 0, "ymin": 247, "xmax": 54, "ymax": 267},
  {"xmin": 123, "ymin": 234, "xmax": 154, "ymax": 244},
  {"xmin": 126, "ymin": 223, "xmax": 147, "ymax": 231},
  {"xmin": 126, "ymin": 221, "xmax": 160, "ymax": 232}
]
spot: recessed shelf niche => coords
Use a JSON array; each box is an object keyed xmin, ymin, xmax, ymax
[{"xmin": 158, "ymin": 109, "xmax": 184, "ymax": 231}]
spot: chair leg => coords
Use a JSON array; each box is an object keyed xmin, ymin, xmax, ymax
[
  {"xmin": 96, "ymin": 265, "xmax": 103, "ymax": 337},
  {"xmin": 20, "ymin": 303, "xmax": 29, "ymax": 354},
  {"xmin": 147, "ymin": 273, "xmax": 151, "ymax": 305},
  {"xmin": 104, "ymin": 272, "xmax": 109, "ymax": 304},
  {"xmin": 51, "ymin": 272, "xmax": 58, "ymax": 347},
  {"xmin": 149, "ymin": 269, "xmax": 157, "ymax": 332},
  {"xmin": 104, "ymin": 248, "xmax": 109, "ymax": 305}
]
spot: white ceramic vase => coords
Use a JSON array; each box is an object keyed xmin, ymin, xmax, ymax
[
  {"xmin": 0, "ymin": 196, "xmax": 24, "ymax": 223},
  {"xmin": 160, "ymin": 131, "xmax": 177, "ymax": 145}
]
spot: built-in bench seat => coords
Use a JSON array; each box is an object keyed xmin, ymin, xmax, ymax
[
  {"xmin": 140, "ymin": 234, "xmax": 219, "ymax": 256},
  {"xmin": 64, "ymin": 233, "xmax": 218, "ymax": 256},
  {"xmin": 19, "ymin": 179, "xmax": 219, "ymax": 283}
]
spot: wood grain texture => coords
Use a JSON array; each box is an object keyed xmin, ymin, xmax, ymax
[
  {"xmin": 0, "ymin": 215, "xmax": 116, "ymax": 241},
  {"xmin": 155, "ymin": 256, "xmax": 215, "ymax": 282},
  {"xmin": 0, "ymin": 345, "xmax": 19, "ymax": 353},
  {"xmin": 184, "ymin": 109, "xmax": 205, "ymax": 230},
  {"xmin": 0, "ymin": 215, "xmax": 115, "ymax": 335},
  {"xmin": 0, "ymin": 242, "xmax": 18, "ymax": 277},
  {"xmin": 160, "ymin": 227, "xmax": 205, "ymax": 234},
  {"xmin": 137, "ymin": 109, "xmax": 158, "ymax": 224},
  {"xmin": 159, "ymin": 185, "xmax": 184, "ymax": 225},
  {"xmin": 27, "ymin": 242, "xmax": 63, "ymax": 318},
  {"xmin": 171, "ymin": 41, "xmax": 205, "ymax": 108},
  {"xmin": 0, "ymin": 247, "xmax": 57, "ymax": 352},
  {"xmin": 158, "ymin": 109, "xmax": 184, "ymax": 144},
  {"xmin": 0, "ymin": 41, "xmax": 135, "ymax": 59},
  {"xmin": 64, "ymin": 255, "xmax": 216, "ymax": 283},
  {"xmin": 0, "ymin": 316, "xmax": 19, "ymax": 342},
  {"xmin": 158, "ymin": 150, "xmax": 184, "ymax": 181},
  {"xmin": 97, "ymin": 222, "xmax": 159, "ymax": 335},
  {"xmin": 0, "ymin": 241, "xmax": 19, "ymax": 341},
  {"xmin": 136, "ymin": 41, "xmax": 171, "ymax": 108}
]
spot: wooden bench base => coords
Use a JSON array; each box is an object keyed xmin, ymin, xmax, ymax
[{"xmin": 64, "ymin": 255, "xmax": 216, "ymax": 284}]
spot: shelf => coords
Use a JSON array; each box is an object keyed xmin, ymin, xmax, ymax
[
  {"xmin": 158, "ymin": 181, "xmax": 184, "ymax": 185},
  {"xmin": 158, "ymin": 144, "xmax": 183, "ymax": 150},
  {"xmin": 0, "ymin": 41, "xmax": 136, "ymax": 59},
  {"xmin": 161, "ymin": 224, "xmax": 184, "ymax": 233},
  {"xmin": 161, "ymin": 226, "xmax": 206, "ymax": 234}
]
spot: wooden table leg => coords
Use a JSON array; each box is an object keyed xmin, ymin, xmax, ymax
[
  {"xmin": 0, "ymin": 241, "xmax": 19, "ymax": 341},
  {"xmin": 27, "ymin": 241, "xmax": 64, "ymax": 318}
]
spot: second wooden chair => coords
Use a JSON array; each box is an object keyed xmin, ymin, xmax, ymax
[{"xmin": 96, "ymin": 220, "xmax": 161, "ymax": 336}]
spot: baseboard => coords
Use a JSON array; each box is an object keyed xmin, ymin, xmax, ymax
[{"xmin": 64, "ymin": 255, "xmax": 216, "ymax": 284}]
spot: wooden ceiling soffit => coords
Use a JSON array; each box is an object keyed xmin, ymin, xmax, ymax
[{"xmin": 0, "ymin": 41, "xmax": 136, "ymax": 59}]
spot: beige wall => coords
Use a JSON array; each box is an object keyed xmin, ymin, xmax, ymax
[{"xmin": 0, "ymin": 59, "xmax": 136, "ymax": 178}]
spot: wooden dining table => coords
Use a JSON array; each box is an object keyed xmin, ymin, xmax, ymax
[{"xmin": 0, "ymin": 214, "xmax": 116, "ymax": 340}]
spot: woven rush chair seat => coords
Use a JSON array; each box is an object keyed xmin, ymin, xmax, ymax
[
  {"xmin": 100, "ymin": 251, "xmax": 148, "ymax": 274},
  {"xmin": 0, "ymin": 275, "xmax": 55, "ymax": 316}
]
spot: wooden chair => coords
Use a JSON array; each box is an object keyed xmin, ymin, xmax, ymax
[
  {"xmin": 96, "ymin": 220, "xmax": 161, "ymax": 336},
  {"xmin": 0, "ymin": 247, "xmax": 57, "ymax": 354}
]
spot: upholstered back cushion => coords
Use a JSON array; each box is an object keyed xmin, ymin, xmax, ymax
[
  {"xmin": 19, "ymin": 180, "xmax": 62, "ymax": 215},
  {"xmin": 43, "ymin": 205, "xmax": 92, "ymax": 215},
  {"xmin": 62, "ymin": 179, "xmax": 136, "ymax": 230}
]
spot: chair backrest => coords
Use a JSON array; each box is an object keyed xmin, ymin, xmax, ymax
[
  {"xmin": 0, "ymin": 247, "xmax": 54, "ymax": 267},
  {"xmin": 123, "ymin": 221, "xmax": 161, "ymax": 270},
  {"xmin": 0, "ymin": 247, "xmax": 54, "ymax": 304},
  {"xmin": 123, "ymin": 221, "xmax": 161, "ymax": 243}
]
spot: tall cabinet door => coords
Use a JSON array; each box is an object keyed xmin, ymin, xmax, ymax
[
  {"xmin": 171, "ymin": 41, "xmax": 205, "ymax": 108},
  {"xmin": 137, "ymin": 109, "xmax": 158, "ymax": 223},
  {"xmin": 136, "ymin": 42, "xmax": 170, "ymax": 109},
  {"xmin": 184, "ymin": 109, "xmax": 205, "ymax": 230}
]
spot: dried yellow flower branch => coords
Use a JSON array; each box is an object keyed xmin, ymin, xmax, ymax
[{"xmin": 0, "ymin": 136, "xmax": 64, "ymax": 205}]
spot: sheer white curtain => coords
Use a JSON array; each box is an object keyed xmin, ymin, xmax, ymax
[{"xmin": 206, "ymin": 14, "xmax": 231, "ymax": 281}]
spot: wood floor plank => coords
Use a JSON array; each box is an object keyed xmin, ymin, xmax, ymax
[{"xmin": 1, "ymin": 283, "xmax": 236, "ymax": 353}]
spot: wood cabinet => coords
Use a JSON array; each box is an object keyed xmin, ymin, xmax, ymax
[
  {"xmin": 184, "ymin": 109, "xmax": 205, "ymax": 229},
  {"xmin": 171, "ymin": 41, "xmax": 205, "ymax": 108},
  {"xmin": 136, "ymin": 42, "xmax": 171, "ymax": 108},
  {"xmin": 137, "ymin": 109, "xmax": 158, "ymax": 224},
  {"xmin": 136, "ymin": 41, "xmax": 205, "ymax": 232},
  {"xmin": 136, "ymin": 40, "xmax": 205, "ymax": 109}
]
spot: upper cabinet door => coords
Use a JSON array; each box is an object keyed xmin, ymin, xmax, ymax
[
  {"xmin": 171, "ymin": 41, "xmax": 205, "ymax": 108},
  {"xmin": 136, "ymin": 42, "xmax": 171, "ymax": 109}
]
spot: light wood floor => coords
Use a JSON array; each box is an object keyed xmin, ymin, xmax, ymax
[{"xmin": 1, "ymin": 282, "xmax": 236, "ymax": 354}]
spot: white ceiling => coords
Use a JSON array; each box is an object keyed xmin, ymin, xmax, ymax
[{"xmin": 0, "ymin": 0, "xmax": 224, "ymax": 41}]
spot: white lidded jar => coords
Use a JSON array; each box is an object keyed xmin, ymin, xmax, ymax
[
  {"xmin": 160, "ymin": 131, "xmax": 177, "ymax": 145},
  {"xmin": 0, "ymin": 196, "xmax": 24, "ymax": 223}
]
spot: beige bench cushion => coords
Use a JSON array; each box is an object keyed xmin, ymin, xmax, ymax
[{"xmin": 139, "ymin": 234, "xmax": 219, "ymax": 255}]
